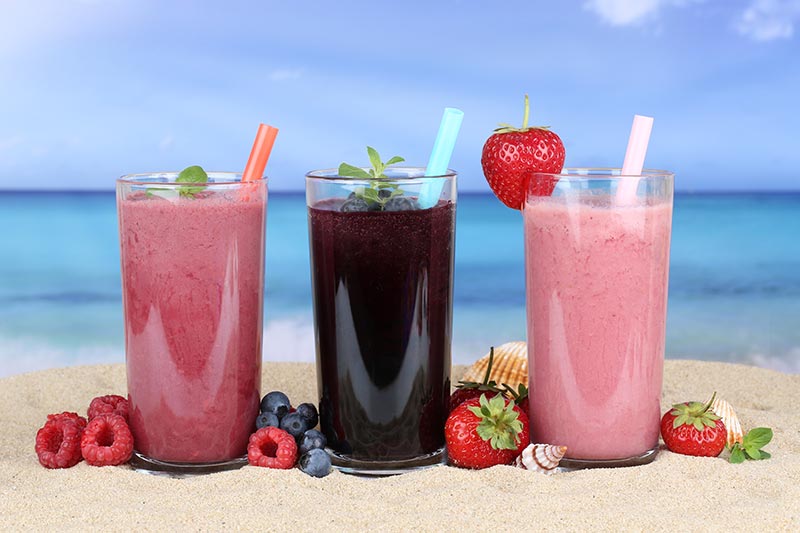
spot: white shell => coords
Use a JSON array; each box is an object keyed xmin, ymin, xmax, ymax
[
  {"xmin": 461, "ymin": 341, "xmax": 528, "ymax": 388},
  {"xmin": 708, "ymin": 396, "xmax": 744, "ymax": 447},
  {"xmin": 515, "ymin": 443, "xmax": 567, "ymax": 474}
]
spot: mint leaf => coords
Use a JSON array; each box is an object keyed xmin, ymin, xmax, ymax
[
  {"xmin": 175, "ymin": 165, "xmax": 208, "ymax": 198},
  {"xmin": 367, "ymin": 146, "xmax": 382, "ymax": 174},
  {"xmin": 729, "ymin": 427, "xmax": 773, "ymax": 463},
  {"xmin": 730, "ymin": 445, "xmax": 746, "ymax": 464},
  {"xmin": 360, "ymin": 188, "xmax": 381, "ymax": 204},
  {"xmin": 744, "ymin": 446, "xmax": 762, "ymax": 460},
  {"xmin": 384, "ymin": 155, "xmax": 405, "ymax": 166},
  {"xmin": 338, "ymin": 163, "xmax": 372, "ymax": 180},
  {"xmin": 743, "ymin": 427, "xmax": 773, "ymax": 449},
  {"xmin": 177, "ymin": 165, "xmax": 208, "ymax": 184}
]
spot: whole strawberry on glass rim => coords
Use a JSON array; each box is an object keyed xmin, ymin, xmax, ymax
[
  {"xmin": 481, "ymin": 95, "xmax": 565, "ymax": 209},
  {"xmin": 445, "ymin": 393, "xmax": 529, "ymax": 469},
  {"xmin": 660, "ymin": 392, "xmax": 726, "ymax": 457}
]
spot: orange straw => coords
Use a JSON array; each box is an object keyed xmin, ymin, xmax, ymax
[{"xmin": 242, "ymin": 123, "xmax": 278, "ymax": 181}]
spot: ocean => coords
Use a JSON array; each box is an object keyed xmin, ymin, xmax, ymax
[{"xmin": 0, "ymin": 191, "xmax": 798, "ymax": 377}]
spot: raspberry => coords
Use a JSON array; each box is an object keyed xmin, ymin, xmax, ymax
[
  {"xmin": 35, "ymin": 418, "xmax": 83, "ymax": 469},
  {"xmin": 247, "ymin": 427, "xmax": 297, "ymax": 469},
  {"xmin": 80, "ymin": 414, "xmax": 133, "ymax": 466},
  {"xmin": 87, "ymin": 395, "xmax": 129, "ymax": 422},
  {"xmin": 47, "ymin": 411, "xmax": 88, "ymax": 431}
]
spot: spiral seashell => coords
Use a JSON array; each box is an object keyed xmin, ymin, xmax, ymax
[
  {"xmin": 708, "ymin": 395, "xmax": 744, "ymax": 447},
  {"xmin": 515, "ymin": 443, "xmax": 567, "ymax": 474},
  {"xmin": 461, "ymin": 341, "xmax": 528, "ymax": 388}
]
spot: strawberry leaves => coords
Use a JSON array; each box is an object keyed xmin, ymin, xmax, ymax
[
  {"xmin": 669, "ymin": 393, "xmax": 720, "ymax": 431},
  {"xmin": 729, "ymin": 427, "xmax": 773, "ymax": 464},
  {"xmin": 467, "ymin": 394, "xmax": 523, "ymax": 451}
]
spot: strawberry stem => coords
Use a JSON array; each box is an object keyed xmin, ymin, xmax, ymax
[
  {"xmin": 702, "ymin": 391, "xmax": 717, "ymax": 414},
  {"xmin": 482, "ymin": 347, "xmax": 495, "ymax": 384},
  {"xmin": 522, "ymin": 94, "xmax": 530, "ymax": 130}
]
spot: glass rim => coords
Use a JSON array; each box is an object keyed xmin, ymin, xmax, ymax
[
  {"xmin": 531, "ymin": 167, "xmax": 673, "ymax": 180},
  {"xmin": 117, "ymin": 171, "xmax": 267, "ymax": 186},
  {"xmin": 305, "ymin": 166, "xmax": 456, "ymax": 185}
]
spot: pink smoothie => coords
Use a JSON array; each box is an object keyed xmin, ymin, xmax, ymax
[
  {"xmin": 118, "ymin": 189, "xmax": 266, "ymax": 463},
  {"xmin": 524, "ymin": 196, "xmax": 672, "ymax": 460}
]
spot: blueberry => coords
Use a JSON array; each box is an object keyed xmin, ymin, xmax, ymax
[
  {"xmin": 384, "ymin": 197, "xmax": 420, "ymax": 211},
  {"xmin": 340, "ymin": 197, "xmax": 371, "ymax": 212},
  {"xmin": 299, "ymin": 429, "xmax": 327, "ymax": 455},
  {"xmin": 280, "ymin": 412, "xmax": 309, "ymax": 441},
  {"xmin": 299, "ymin": 449, "xmax": 331, "ymax": 478},
  {"xmin": 295, "ymin": 403, "xmax": 319, "ymax": 428},
  {"xmin": 260, "ymin": 391, "xmax": 291, "ymax": 419},
  {"xmin": 255, "ymin": 411, "xmax": 279, "ymax": 429}
]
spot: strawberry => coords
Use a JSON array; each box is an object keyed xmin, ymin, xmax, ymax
[
  {"xmin": 449, "ymin": 347, "xmax": 504, "ymax": 412},
  {"xmin": 445, "ymin": 394, "xmax": 530, "ymax": 469},
  {"xmin": 481, "ymin": 95, "xmax": 565, "ymax": 209},
  {"xmin": 660, "ymin": 393, "xmax": 726, "ymax": 457}
]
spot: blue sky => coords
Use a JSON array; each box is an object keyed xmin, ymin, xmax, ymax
[{"xmin": 1, "ymin": 0, "xmax": 798, "ymax": 191}]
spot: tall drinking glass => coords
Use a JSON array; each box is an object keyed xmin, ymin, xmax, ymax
[
  {"xmin": 306, "ymin": 168, "xmax": 456, "ymax": 475},
  {"xmin": 524, "ymin": 169, "xmax": 673, "ymax": 468},
  {"xmin": 117, "ymin": 173, "xmax": 267, "ymax": 474}
]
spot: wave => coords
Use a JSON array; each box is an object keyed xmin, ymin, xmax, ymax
[
  {"xmin": 744, "ymin": 349, "xmax": 800, "ymax": 374},
  {"xmin": 1, "ymin": 291, "xmax": 120, "ymax": 304},
  {"xmin": 262, "ymin": 317, "xmax": 316, "ymax": 363},
  {"xmin": 0, "ymin": 337, "xmax": 123, "ymax": 378}
]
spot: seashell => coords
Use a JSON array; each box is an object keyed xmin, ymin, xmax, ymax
[
  {"xmin": 461, "ymin": 341, "xmax": 528, "ymax": 388},
  {"xmin": 708, "ymin": 395, "xmax": 744, "ymax": 447},
  {"xmin": 515, "ymin": 443, "xmax": 567, "ymax": 474}
]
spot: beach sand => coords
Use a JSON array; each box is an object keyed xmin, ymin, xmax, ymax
[{"xmin": 1, "ymin": 361, "xmax": 798, "ymax": 531}]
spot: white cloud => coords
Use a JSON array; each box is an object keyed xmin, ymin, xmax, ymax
[
  {"xmin": 736, "ymin": 0, "xmax": 800, "ymax": 41},
  {"xmin": 269, "ymin": 68, "xmax": 303, "ymax": 82},
  {"xmin": 159, "ymin": 134, "xmax": 174, "ymax": 151},
  {"xmin": 584, "ymin": 0, "xmax": 667, "ymax": 26},
  {"xmin": 586, "ymin": 0, "xmax": 800, "ymax": 41},
  {"xmin": 0, "ymin": 136, "xmax": 23, "ymax": 152}
]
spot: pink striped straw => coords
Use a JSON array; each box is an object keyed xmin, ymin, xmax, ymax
[{"xmin": 617, "ymin": 115, "xmax": 653, "ymax": 204}]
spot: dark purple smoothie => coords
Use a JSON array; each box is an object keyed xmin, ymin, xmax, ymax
[{"xmin": 308, "ymin": 200, "xmax": 455, "ymax": 461}]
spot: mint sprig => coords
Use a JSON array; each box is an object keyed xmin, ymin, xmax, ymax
[
  {"xmin": 729, "ymin": 427, "xmax": 773, "ymax": 464},
  {"xmin": 146, "ymin": 165, "xmax": 209, "ymax": 200},
  {"xmin": 338, "ymin": 146, "xmax": 405, "ymax": 209},
  {"xmin": 175, "ymin": 165, "xmax": 208, "ymax": 198}
]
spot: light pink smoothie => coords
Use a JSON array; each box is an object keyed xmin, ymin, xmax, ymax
[
  {"xmin": 118, "ymin": 189, "xmax": 266, "ymax": 463},
  {"xmin": 524, "ymin": 195, "xmax": 672, "ymax": 461}
]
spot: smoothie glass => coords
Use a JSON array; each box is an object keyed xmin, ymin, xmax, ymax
[
  {"xmin": 306, "ymin": 168, "xmax": 456, "ymax": 475},
  {"xmin": 117, "ymin": 172, "xmax": 267, "ymax": 474},
  {"xmin": 523, "ymin": 169, "xmax": 673, "ymax": 468}
]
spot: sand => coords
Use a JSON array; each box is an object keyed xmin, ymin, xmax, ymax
[{"xmin": 1, "ymin": 361, "xmax": 798, "ymax": 532}]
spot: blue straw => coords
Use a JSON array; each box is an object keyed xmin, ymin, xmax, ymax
[{"xmin": 419, "ymin": 107, "xmax": 464, "ymax": 208}]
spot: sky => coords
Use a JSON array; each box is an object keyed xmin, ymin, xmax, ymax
[{"xmin": 0, "ymin": 0, "xmax": 799, "ymax": 191}]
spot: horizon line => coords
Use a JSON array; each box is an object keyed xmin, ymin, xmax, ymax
[{"xmin": 2, "ymin": 189, "xmax": 800, "ymax": 196}]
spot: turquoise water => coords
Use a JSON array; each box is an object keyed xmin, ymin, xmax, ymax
[{"xmin": 0, "ymin": 191, "xmax": 798, "ymax": 376}]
